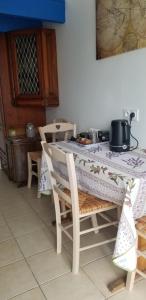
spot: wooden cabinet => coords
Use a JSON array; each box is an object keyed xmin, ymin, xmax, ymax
[
  {"xmin": 6, "ymin": 136, "xmax": 41, "ymax": 186},
  {"xmin": 7, "ymin": 28, "xmax": 59, "ymax": 107},
  {"xmin": 0, "ymin": 33, "xmax": 46, "ymax": 178},
  {"xmin": 0, "ymin": 106, "xmax": 7, "ymax": 171}
]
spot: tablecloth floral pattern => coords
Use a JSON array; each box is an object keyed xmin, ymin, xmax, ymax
[{"xmin": 39, "ymin": 141, "xmax": 146, "ymax": 271}]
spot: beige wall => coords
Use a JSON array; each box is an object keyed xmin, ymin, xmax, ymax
[{"xmin": 46, "ymin": 0, "xmax": 146, "ymax": 146}]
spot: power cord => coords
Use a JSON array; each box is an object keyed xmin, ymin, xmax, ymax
[{"xmin": 129, "ymin": 112, "xmax": 139, "ymax": 151}]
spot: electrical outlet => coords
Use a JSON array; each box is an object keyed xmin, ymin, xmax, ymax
[{"xmin": 123, "ymin": 109, "xmax": 139, "ymax": 122}]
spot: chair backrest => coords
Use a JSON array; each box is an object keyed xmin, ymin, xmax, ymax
[
  {"xmin": 52, "ymin": 118, "xmax": 68, "ymax": 142},
  {"xmin": 53, "ymin": 118, "xmax": 67, "ymax": 123},
  {"xmin": 39, "ymin": 122, "xmax": 76, "ymax": 142},
  {"xmin": 41, "ymin": 141, "xmax": 79, "ymax": 217}
]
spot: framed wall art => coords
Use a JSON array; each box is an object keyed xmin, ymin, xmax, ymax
[{"xmin": 96, "ymin": 0, "xmax": 146, "ymax": 59}]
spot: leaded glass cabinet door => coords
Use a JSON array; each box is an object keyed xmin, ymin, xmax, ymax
[
  {"xmin": 7, "ymin": 29, "xmax": 59, "ymax": 107},
  {"xmin": 15, "ymin": 33, "xmax": 40, "ymax": 96}
]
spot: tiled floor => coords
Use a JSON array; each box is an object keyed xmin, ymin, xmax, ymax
[{"xmin": 0, "ymin": 170, "xmax": 145, "ymax": 299}]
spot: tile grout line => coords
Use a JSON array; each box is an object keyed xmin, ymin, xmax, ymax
[
  {"xmin": 0, "ymin": 218, "xmax": 50, "ymax": 240},
  {"xmin": 39, "ymin": 270, "xmax": 71, "ymax": 287},
  {"xmin": 25, "ymin": 247, "xmax": 55, "ymax": 260},
  {"xmin": 18, "ymin": 188, "xmax": 80, "ymax": 258},
  {"xmin": 1, "ymin": 203, "xmax": 104, "ymax": 298},
  {"xmin": 19, "ymin": 190, "xmax": 56, "ymax": 234},
  {"xmin": 19, "ymin": 188, "xmax": 117, "ymax": 298},
  {"xmin": 10, "ymin": 189, "xmax": 74, "ymax": 259},
  {"xmin": 0, "ymin": 256, "xmax": 23, "ymax": 270},
  {"xmin": 80, "ymin": 266, "xmax": 106, "ymax": 299},
  {"xmin": 0, "ymin": 211, "xmax": 48, "ymax": 300},
  {"xmin": 63, "ymin": 242, "xmax": 113, "ymax": 268},
  {"xmin": 7, "ymin": 287, "xmax": 42, "ymax": 300},
  {"xmin": 81, "ymin": 252, "xmax": 113, "ymax": 267},
  {"xmin": 0, "ymin": 186, "xmax": 118, "ymax": 299},
  {"xmin": 63, "ymin": 234, "xmax": 114, "ymax": 267},
  {"xmin": 1, "ymin": 209, "xmax": 73, "ymax": 298},
  {"xmin": 0, "ymin": 187, "xmax": 73, "ymax": 297}
]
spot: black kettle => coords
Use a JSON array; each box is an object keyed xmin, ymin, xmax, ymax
[{"xmin": 110, "ymin": 119, "xmax": 130, "ymax": 152}]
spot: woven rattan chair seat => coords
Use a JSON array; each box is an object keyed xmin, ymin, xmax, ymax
[{"xmin": 63, "ymin": 188, "xmax": 115, "ymax": 214}]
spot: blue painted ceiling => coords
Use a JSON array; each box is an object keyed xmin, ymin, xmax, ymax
[{"xmin": 0, "ymin": 0, "xmax": 65, "ymax": 32}]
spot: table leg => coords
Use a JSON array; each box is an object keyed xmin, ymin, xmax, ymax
[
  {"xmin": 108, "ymin": 271, "xmax": 136, "ymax": 293},
  {"xmin": 126, "ymin": 271, "xmax": 136, "ymax": 291}
]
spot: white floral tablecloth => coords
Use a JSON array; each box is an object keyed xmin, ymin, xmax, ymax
[{"xmin": 39, "ymin": 141, "xmax": 146, "ymax": 272}]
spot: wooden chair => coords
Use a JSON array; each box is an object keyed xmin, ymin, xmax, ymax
[
  {"xmin": 27, "ymin": 120, "xmax": 75, "ymax": 198},
  {"xmin": 42, "ymin": 142, "xmax": 118, "ymax": 274},
  {"xmin": 52, "ymin": 119, "xmax": 68, "ymax": 142},
  {"xmin": 38, "ymin": 122, "xmax": 76, "ymax": 142},
  {"xmin": 38, "ymin": 121, "xmax": 76, "ymax": 213},
  {"xmin": 126, "ymin": 216, "xmax": 146, "ymax": 291},
  {"xmin": 53, "ymin": 118, "xmax": 67, "ymax": 123},
  {"xmin": 27, "ymin": 151, "xmax": 42, "ymax": 198}
]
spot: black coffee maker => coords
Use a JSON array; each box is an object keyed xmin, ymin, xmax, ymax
[{"xmin": 110, "ymin": 119, "xmax": 130, "ymax": 152}]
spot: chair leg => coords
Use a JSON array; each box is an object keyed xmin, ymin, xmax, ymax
[
  {"xmin": 91, "ymin": 214, "xmax": 99, "ymax": 234},
  {"xmin": 55, "ymin": 198, "xmax": 62, "ymax": 254},
  {"xmin": 72, "ymin": 218, "xmax": 80, "ymax": 274},
  {"xmin": 126, "ymin": 235, "xmax": 138, "ymax": 291},
  {"xmin": 27, "ymin": 153, "xmax": 32, "ymax": 189},
  {"xmin": 126, "ymin": 271, "xmax": 136, "ymax": 291},
  {"xmin": 37, "ymin": 158, "xmax": 41, "ymax": 199}
]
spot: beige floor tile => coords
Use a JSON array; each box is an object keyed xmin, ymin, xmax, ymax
[
  {"xmin": 33, "ymin": 195, "xmax": 54, "ymax": 217},
  {"xmin": 0, "ymin": 189, "xmax": 24, "ymax": 204},
  {"xmin": 9, "ymin": 287, "xmax": 46, "ymax": 300},
  {"xmin": 19, "ymin": 186, "xmax": 55, "ymax": 228},
  {"xmin": 0, "ymin": 182, "xmax": 16, "ymax": 197},
  {"xmin": 64, "ymin": 229, "xmax": 115, "ymax": 266},
  {"xmin": 16, "ymin": 227, "xmax": 55, "ymax": 257},
  {"xmin": 27, "ymin": 249, "xmax": 71, "ymax": 284},
  {"xmin": 0, "ymin": 172, "xmax": 134, "ymax": 300},
  {"xmin": 108, "ymin": 279, "xmax": 146, "ymax": 300},
  {"xmin": 0, "ymin": 223, "xmax": 12, "ymax": 243},
  {"xmin": 0, "ymin": 239, "xmax": 23, "ymax": 268},
  {"xmin": 39, "ymin": 214, "xmax": 55, "ymax": 227},
  {"xmin": 7, "ymin": 212, "xmax": 44, "ymax": 237},
  {"xmin": 22, "ymin": 191, "xmax": 55, "ymax": 226},
  {"xmin": 0, "ymin": 213, "xmax": 5, "ymax": 225},
  {"xmin": 0, "ymin": 194, "xmax": 18, "ymax": 207},
  {"xmin": 83, "ymin": 255, "xmax": 126, "ymax": 298},
  {"xmin": 63, "ymin": 215, "xmax": 117, "ymax": 239},
  {"xmin": 41, "ymin": 270, "xmax": 104, "ymax": 300},
  {"xmin": 2, "ymin": 200, "xmax": 34, "ymax": 219},
  {"xmin": 0, "ymin": 260, "xmax": 38, "ymax": 299},
  {"xmin": 37, "ymin": 203, "xmax": 56, "ymax": 226},
  {"xmin": 62, "ymin": 216, "xmax": 117, "ymax": 267},
  {"xmin": 19, "ymin": 187, "xmax": 39, "ymax": 203}
]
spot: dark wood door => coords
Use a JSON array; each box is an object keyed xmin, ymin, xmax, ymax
[
  {"xmin": 0, "ymin": 104, "xmax": 5, "ymax": 152},
  {"xmin": 7, "ymin": 29, "xmax": 59, "ymax": 107},
  {"xmin": 0, "ymin": 83, "xmax": 5, "ymax": 148},
  {"xmin": 0, "ymin": 33, "xmax": 45, "ymax": 134},
  {"xmin": 0, "ymin": 33, "xmax": 45, "ymax": 178},
  {"xmin": 0, "ymin": 83, "xmax": 7, "ymax": 171}
]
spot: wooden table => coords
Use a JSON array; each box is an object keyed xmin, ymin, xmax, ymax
[{"xmin": 40, "ymin": 141, "xmax": 146, "ymax": 275}]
